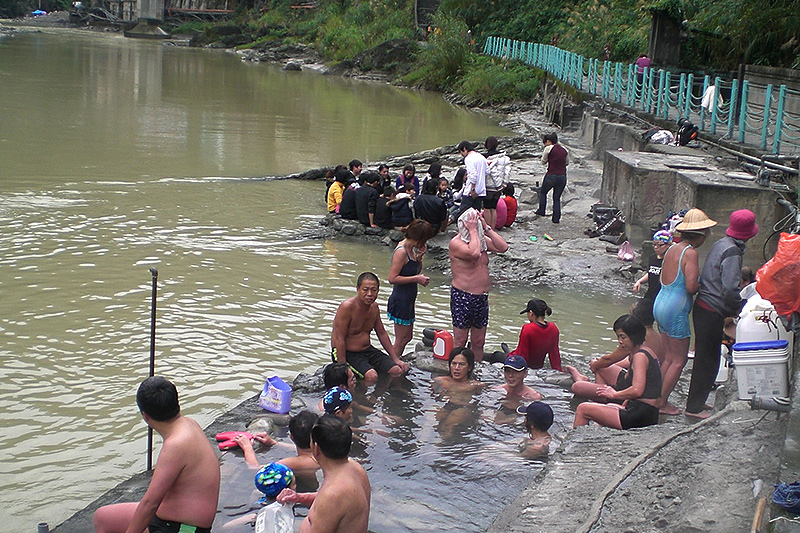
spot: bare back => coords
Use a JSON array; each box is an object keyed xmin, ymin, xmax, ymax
[
  {"xmin": 155, "ymin": 417, "xmax": 221, "ymax": 528},
  {"xmin": 300, "ymin": 459, "xmax": 370, "ymax": 533}
]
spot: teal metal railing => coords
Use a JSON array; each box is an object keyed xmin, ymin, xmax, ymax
[{"xmin": 483, "ymin": 36, "xmax": 800, "ymax": 155}]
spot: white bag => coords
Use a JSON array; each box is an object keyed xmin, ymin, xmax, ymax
[{"xmin": 255, "ymin": 502, "xmax": 294, "ymax": 533}]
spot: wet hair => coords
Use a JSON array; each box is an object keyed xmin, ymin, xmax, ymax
[
  {"xmin": 349, "ymin": 159, "xmax": 362, "ymax": 171},
  {"xmin": 323, "ymin": 362, "xmax": 351, "ymax": 389},
  {"xmin": 452, "ymin": 168, "xmax": 466, "ymax": 191},
  {"xmin": 383, "ymin": 186, "xmax": 396, "ymax": 197},
  {"xmin": 448, "ymin": 347, "xmax": 475, "ymax": 379},
  {"xmin": 362, "ymin": 171, "xmax": 380, "ymax": 185},
  {"xmin": 503, "ymin": 182, "xmax": 515, "ymax": 197},
  {"xmin": 422, "ymin": 177, "xmax": 438, "ymax": 195},
  {"xmin": 335, "ymin": 168, "xmax": 351, "ymax": 184},
  {"xmin": 311, "ymin": 414, "xmax": 352, "ymax": 460},
  {"xmin": 543, "ymin": 132, "xmax": 558, "ymax": 144},
  {"xmin": 356, "ymin": 271, "xmax": 379, "ymax": 289},
  {"xmin": 484, "ymin": 136, "xmax": 499, "ymax": 152},
  {"xmin": 402, "ymin": 219, "xmax": 436, "ymax": 243},
  {"xmin": 136, "ymin": 376, "xmax": 179, "ymax": 421},
  {"xmin": 457, "ymin": 140, "xmax": 474, "ymax": 152},
  {"xmin": 403, "ymin": 163, "xmax": 416, "ymax": 174},
  {"xmin": 612, "ymin": 314, "xmax": 646, "ymax": 346},
  {"xmin": 631, "ymin": 299, "xmax": 655, "ymax": 327},
  {"xmin": 288, "ymin": 410, "xmax": 319, "ymax": 449}
]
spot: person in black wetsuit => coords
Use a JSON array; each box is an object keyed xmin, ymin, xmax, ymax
[
  {"xmin": 387, "ymin": 219, "xmax": 437, "ymax": 359},
  {"xmin": 573, "ymin": 315, "xmax": 662, "ymax": 430}
]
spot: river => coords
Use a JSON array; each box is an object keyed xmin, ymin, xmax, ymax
[{"xmin": 0, "ymin": 28, "xmax": 628, "ymax": 531}]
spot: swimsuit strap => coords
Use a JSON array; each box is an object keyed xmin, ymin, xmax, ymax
[{"xmin": 662, "ymin": 244, "xmax": 691, "ymax": 287}]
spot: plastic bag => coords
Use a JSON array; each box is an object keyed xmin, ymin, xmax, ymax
[
  {"xmin": 756, "ymin": 233, "xmax": 800, "ymax": 316},
  {"xmin": 617, "ymin": 240, "xmax": 635, "ymax": 262},
  {"xmin": 255, "ymin": 502, "xmax": 294, "ymax": 533}
]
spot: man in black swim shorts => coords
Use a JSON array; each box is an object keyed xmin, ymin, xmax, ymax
[{"xmin": 331, "ymin": 272, "xmax": 409, "ymax": 383}]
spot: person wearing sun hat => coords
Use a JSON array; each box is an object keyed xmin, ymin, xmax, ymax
[
  {"xmin": 653, "ymin": 208, "xmax": 716, "ymax": 415},
  {"xmin": 685, "ymin": 209, "xmax": 758, "ymax": 419},
  {"xmin": 633, "ymin": 229, "xmax": 674, "ymax": 305}
]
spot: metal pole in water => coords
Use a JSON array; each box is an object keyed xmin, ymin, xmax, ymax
[
  {"xmin": 147, "ymin": 267, "xmax": 158, "ymax": 471},
  {"xmin": 37, "ymin": 523, "xmax": 49, "ymax": 533}
]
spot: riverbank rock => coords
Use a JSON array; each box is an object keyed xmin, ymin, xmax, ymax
[{"xmin": 352, "ymin": 39, "xmax": 419, "ymax": 75}]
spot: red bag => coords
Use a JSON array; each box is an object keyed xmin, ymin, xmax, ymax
[{"xmin": 756, "ymin": 233, "xmax": 800, "ymax": 316}]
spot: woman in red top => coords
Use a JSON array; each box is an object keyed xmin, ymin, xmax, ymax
[{"xmin": 509, "ymin": 298, "xmax": 562, "ymax": 371}]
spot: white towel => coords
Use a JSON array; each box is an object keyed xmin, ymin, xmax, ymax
[{"xmin": 457, "ymin": 208, "xmax": 487, "ymax": 252}]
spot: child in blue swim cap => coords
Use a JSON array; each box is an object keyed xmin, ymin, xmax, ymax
[
  {"xmin": 323, "ymin": 386, "xmax": 354, "ymax": 423},
  {"xmin": 254, "ymin": 462, "xmax": 295, "ymax": 503}
]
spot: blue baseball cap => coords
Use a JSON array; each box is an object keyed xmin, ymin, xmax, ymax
[
  {"xmin": 323, "ymin": 386, "xmax": 353, "ymax": 414},
  {"xmin": 516, "ymin": 401, "xmax": 554, "ymax": 431},
  {"xmin": 503, "ymin": 355, "xmax": 527, "ymax": 371}
]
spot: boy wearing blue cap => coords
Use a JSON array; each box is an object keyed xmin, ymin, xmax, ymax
[
  {"xmin": 517, "ymin": 401, "xmax": 554, "ymax": 459},
  {"xmin": 497, "ymin": 355, "xmax": 543, "ymax": 401}
]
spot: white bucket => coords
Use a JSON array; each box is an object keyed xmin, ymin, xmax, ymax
[
  {"xmin": 715, "ymin": 344, "xmax": 730, "ymax": 384},
  {"xmin": 732, "ymin": 340, "xmax": 790, "ymax": 399}
]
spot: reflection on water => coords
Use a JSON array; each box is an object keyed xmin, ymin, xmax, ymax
[
  {"xmin": 0, "ymin": 29, "xmax": 636, "ymax": 532},
  {"xmin": 217, "ymin": 364, "xmax": 573, "ymax": 533}
]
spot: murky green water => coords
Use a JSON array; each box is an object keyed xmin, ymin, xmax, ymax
[{"xmin": 0, "ymin": 29, "xmax": 634, "ymax": 531}]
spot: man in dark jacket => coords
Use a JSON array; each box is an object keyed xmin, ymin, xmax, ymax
[
  {"xmin": 355, "ymin": 172, "xmax": 381, "ymax": 227},
  {"xmin": 414, "ymin": 178, "xmax": 448, "ymax": 233},
  {"xmin": 339, "ymin": 180, "xmax": 359, "ymax": 220}
]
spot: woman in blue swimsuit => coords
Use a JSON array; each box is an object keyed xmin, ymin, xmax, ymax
[
  {"xmin": 387, "ymin": 219, "xmax": 437, "ymax": 359},
  {"xmin": 652, "ymin": 209, "xmax": 716, "ymax": 415}
]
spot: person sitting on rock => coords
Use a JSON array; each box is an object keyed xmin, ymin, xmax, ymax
[
  {"xmin": 339, "ymin": 178, "xmax": 359, "ymax": 221},
  {"xmin": 355, "ymin": 172, "xmax": 381, "ymax": 228},
  {"xmin": 573, "ymin": 314, "xmax": 662, "ymax": 430},
  {"xmin": 327, "ymin": 167, "xmax": 350, "ymax": 214},
  {"xmin": 388, "ymin": 182, "xmax": 415, "ymax": 228},
  {"xmin": 506, "ymin": 298, "xmax": 563, "ymax": 371},
  {"xmin": 413, "ymin": 177, "xmax": 448, "ymax": 233}
]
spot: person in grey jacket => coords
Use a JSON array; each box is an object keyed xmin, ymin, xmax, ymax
[{"xmin": 685, "ymin": 209, "xmax": 758, "ymax": 418}]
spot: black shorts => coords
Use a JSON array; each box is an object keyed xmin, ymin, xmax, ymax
[
  {"xmin": 618, "ymin": 399, "xmax": 659, "ymax": 430},
  {"xmin": 332, "ymin": 346, "xmax": 396, "ymax": 378},
  {"xmin": 149, "ymin": 516, "xmax": 212, "ymax": 533},
  {"xmin": 483, "ymin": 189, "xmax": 502, "ymax": 209}
]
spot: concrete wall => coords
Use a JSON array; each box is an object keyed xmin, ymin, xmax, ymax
[
  {"xmin": 601, "ymin": 150, "xmax": 780, "ymax": 265},
  {"xmin": 580, "ymin": 114, "xmax": 644, "ymax": 159}
]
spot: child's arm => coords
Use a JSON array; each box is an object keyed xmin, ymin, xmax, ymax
[
  {"xmin": 632, "ymin": 272, "xmax": 649, "ymax": 293},
  {"xmin": 276, "ymin": 488, "xmax": 317, "ymax": 507}
]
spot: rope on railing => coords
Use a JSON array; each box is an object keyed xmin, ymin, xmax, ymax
[{"xmin": 482, "ymin": 35, "xmax": 800, "ymax": 154}]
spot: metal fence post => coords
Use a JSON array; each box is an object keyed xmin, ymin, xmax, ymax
[
  {"xmin": 699, "ymin": 75, "xmax": 709, "ymax": 128},
  {"xmin": 710, "ymin": 76, "xmax": 721, "ymax": 134},
  {"xmin": 761, "ymin": 84, "xmax": 773, "ymax": 150},
  {"xmin": 774, "ymin": 84, "xmax": 787, "ymax": 154},
  {"xmin": 684, "ymin": 73, "xmax": 694, "ymax": 119},
  {"xmin": 726, "ymin": 78, "xmax": 739, "ymax": 138},
  {"xmin": 738, "ymin": 80, "xmax": 749, "ymax": 143},
  {"xmin": 663, "ymin": 71, "xmax": 672, "ymax": 119}
]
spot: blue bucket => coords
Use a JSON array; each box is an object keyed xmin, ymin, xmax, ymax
[{"xmin": 258, "ymin": 375, "xmax": 292, "ymax": 414}]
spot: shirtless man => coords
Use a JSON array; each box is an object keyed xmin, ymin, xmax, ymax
[
  {"xmin": 234, "ymin": 410, "xmax": 321, "ymax": 491},
  {"xmin": 331, "ymin": 272, "xmax": 409, "ymax": 383},
  {"xmin": 494, "ymin": 355, "xmax": 542, "ymax": 424},
  {"xmin": 277, "ymin": 415, "xmax": 371, "ymax": 533},
  {"xmin": 449, "ymin": 208, "xmax": 508, "ymax": 361},
  {"xmin": 93, "ymin": 376, "xmax": 220, "ymax": 533}
]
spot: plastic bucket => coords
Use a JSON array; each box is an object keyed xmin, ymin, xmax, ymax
[
  {"xmin": 432, "ymin": 329, "xmax": 454, "ymax": 360},
  {"xmin": 737, "ymin": 295, "xmax": 794, "ymax": 353},
  {"xmin": 258, "ymin": 375, "xmax": 292, "ymax": 414},
  {"xmin": 732, "ymin": 340, "xmax": 790, "ymax": 399}
]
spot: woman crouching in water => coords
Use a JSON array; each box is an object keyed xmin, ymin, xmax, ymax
[
  {"xmin": 434, "ymin": 347, "xmax": 484, "ymax": 439},
  {"xmin": 573, "ymin": 315, "xmax": 662, "ymax": 430}
]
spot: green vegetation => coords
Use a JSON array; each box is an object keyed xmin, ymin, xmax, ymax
[{"xmin": 0, "ymin": 0, "xmax": 71, "ymax": 17}]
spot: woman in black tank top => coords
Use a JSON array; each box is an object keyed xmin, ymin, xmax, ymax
[{"xmin": 573, "ymin": 315, "xmax": 662, "ymax": 430}]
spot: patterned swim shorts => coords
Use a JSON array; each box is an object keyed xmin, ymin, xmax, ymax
[{"xmin": 450, "ymin": 286, "xmax": 489, "ymax": 329}]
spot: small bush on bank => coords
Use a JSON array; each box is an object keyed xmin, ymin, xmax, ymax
[{"xmin": 456, "ymin": 56, "xmax": 544, "ymax": 105}]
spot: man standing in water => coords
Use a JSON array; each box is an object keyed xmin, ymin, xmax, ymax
[
  {"xmin": 277, "ymin": 415, "xmax": 371, "ymax": 533},
  {"xmin": 449, "ymin": 208, "xmax": 508, "ymax": 361},
  {"xmin": 93, "ymin": 376, "xmax": 220, "ymax": 533},
  {"xmin": 331, "ymin": 272, "xmax": 409, "ymax": 382}
]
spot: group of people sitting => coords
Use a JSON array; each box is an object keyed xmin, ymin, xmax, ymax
[{"xmin": 325, "ymin": 138, "xmax": 519, "ymax": 234}]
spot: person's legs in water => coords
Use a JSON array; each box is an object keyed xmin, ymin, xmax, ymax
[
  {"xmin": 658, "ymin": 333, "xmax": 690, "ymax": 415},
  {"xmin": 469, "ymin": 326, "xmax": 486, "ymax": 362},
  {"xmin": 550, "ymin": 174, "xmax": 567, "ymax": 223},
  {"xmin": 393, "ymin": 322, "xmax": 414, "ymax": 361}
]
